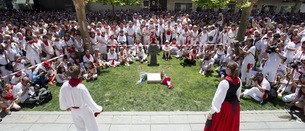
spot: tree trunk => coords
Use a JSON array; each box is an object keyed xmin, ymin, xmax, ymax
[
  {"xmin": 292, "ymin": 0, "xmax": 303, "ymax": 13},
  {"xmin": 236, "ymin": 3, "xmax": 254, "ymax": 42},
  {"xmin": 112, "ymin": 4, "xmax": 115, "ymax": 19},
  {"xmin": 72, "ymin": 0, "xmax": 91, "ymax": 53}
]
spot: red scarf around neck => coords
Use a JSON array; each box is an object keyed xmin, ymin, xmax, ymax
[
  {"xmin": 85, "ymin": 54, "xmax": 90, "ymax": 59},
  {"xmin": 225, "ymin": 76, "xmax": 240, "ymax": 85},
  {"xmin": 43, "ymin": 40, "xmax": 49, "ymax": 46},
  {"xmin": 69, "ymin": 78, "xmax": 82, "ymax": 88}
]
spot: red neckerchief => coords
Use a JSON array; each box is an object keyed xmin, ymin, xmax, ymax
[
  {"xmin": 225, "ymin": 76, "xmax": 240, "ymax": 85},
  {"xmin": 258, "ymin": 80, "xmax": 263, "ymax": 86},
  {"xmin": 69, "ymin": 78, "xmax": 82, "ymax": 88},
  {"xmin": 15, "ymin": 73, "xmax": 21, "ymax": 77},
  {"xmin": 43, "ymin": 40, "xmax": 49, "ymax": 46},
  {"xmin": 85, "ymin": 54, "xmax": 90, "ymax": 59},
  {"xmin": 34, "ymin": 39, "xmax": 38, "ymax": 43}
]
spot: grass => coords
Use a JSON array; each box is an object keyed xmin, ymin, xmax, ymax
[{"xmin": 21, "ymin": 55, "xmax": 286, "ymax": 111}]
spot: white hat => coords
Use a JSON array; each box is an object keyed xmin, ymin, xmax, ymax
[{"xmin": 165, "ymin": 40, "xmax": 169, "ymax": 43}]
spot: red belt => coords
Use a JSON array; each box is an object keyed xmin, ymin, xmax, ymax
[{"xmin": 71, "ymin": 106, "xmax": 80, "ymax": 109}]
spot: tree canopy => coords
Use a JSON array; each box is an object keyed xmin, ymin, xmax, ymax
[
  {"xmin": 193, "ymin": 0, "xmax": 255, "ymax": 9},
  {"xmin": 89, "ymin": 0, "xmax": 141, "ymax": 6}
]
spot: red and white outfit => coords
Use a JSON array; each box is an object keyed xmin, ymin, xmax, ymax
[
  {"xmin": 241, "ymin": 46, "xmax": 256, "ymax": 83},
  {"xmin": 106, "ymin": 52, "xmax": 120, "ymax": 66},
  {"xmin": 59, "ymin": 79, "xmax": 103, "ymax": 131},
  {"xmin": 242, "ymin": 78, "xmax": 271, "ymax": 102},
  {"xmin": 204, "ymin": 76, "xmax": 241, "ymax": 131}
]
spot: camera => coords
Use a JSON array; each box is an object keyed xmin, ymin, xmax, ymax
[
  {"xmin": 233, "ymin": 41, "xmax": 245, "ymax": 48},
  {"xmin": 252, "ymin": 75, "xmax": 258, "ymax": 81},
  {"xmin": 266, "ymin": 45, "xmax": 278, "ymax": 54},
  {"xmin": 290, "ymin": 61, "xmax": 302, "ymax": 69}
]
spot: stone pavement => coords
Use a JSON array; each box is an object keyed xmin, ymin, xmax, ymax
[{"xmin": 0, "ymin": 110, "xmax": 305, "ymax": 131}]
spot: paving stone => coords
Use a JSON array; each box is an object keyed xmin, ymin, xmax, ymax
[
  {"xmin": 54, "ymin": 115, "xmax": 73, "ymax": 123},
  {"xmin": 109, "ymin": 125, "xmax": 131, "ymax": 131},
  {"xmin": 169, "ymin": 115, "xmax": 188, "ymax": 123},
  {"xmin": 130, "ymin": 125, "xmax": 150, "ymax": 131},
  {"xmin": 17, "ymin": 115, "xmax": 41, "ymax": 123},
  {"xmin": 240, "ymin": 122, "xmax": 269, "ymax": 130},
  {"xmin": 28, "ymin": 124, "xmax": 71, "ymax": 131},
  {"xmin": 68, "ymin": 124, "xmax": 110, "ymax": 131},
  {"xmin": 264, "ymin": 121, "xmax": 305, "ymax": 129},
  {"xmin": 151, "ymin": 116, "xmax": 169, "ymax": 124},
  {"xmin": 187, "ymin": 115, "xmax": 205, "ymax": 124},
  {"xmin": 151, "ymin": 124, "xmax": 191, "ymax": 131},
  {"xmin": 131, "ymin": 116, "xmax": 150, "ymax": 124},
  {"xmin": 111, "ymin": 116, "xmax": 132, "ymax": 124},
  {"xmin": 36, "ymin": 115, "xmax": 60, "ymax": 123},
  {"xmin": 190, "ymin": 124, "xmax": 204, "ymax": 130},
  {"xmin": 0, "ymin": 124, "xmax": 32, "ymax": 131},
  {"xmin": 96, "ymin": 115, "xmax": 113, "ymax": 124}
]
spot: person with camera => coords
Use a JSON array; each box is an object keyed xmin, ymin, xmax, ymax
[
  {"xmin": 282, "ymin": 73, "xmax": 305, "ymax": 103},
  {"xmin": 12, "ymin": 76, "xmax": 36, "ymax": 104},
  {"xmin": 287, "ymin": 75, "xmax": 305, "ymax": 121},
  {"xmin": 239, "ymin": 38, "xmax": 256, "ymax": 86},
  {"xmin": 262, "ymin": 34, "xmax": 287, "ymax": 86},
  {"xmin": 240, "ymin": 71, "xmax": 271, "ymax": 103},
  {"xmin": 59, "ymin": 65, "xmax": 103, "ymax": 131}
]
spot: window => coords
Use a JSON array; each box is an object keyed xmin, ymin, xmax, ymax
[{"xmin": 175, "ymin": 3, "xmax": 192, "ymax": 11}]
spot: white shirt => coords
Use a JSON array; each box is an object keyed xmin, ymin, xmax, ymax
[
  {"xmin": 59, "ymin": 81, "xmax": 102, "ymax": 112},
  {"xmin": 12, "ymin": 82, "xmax": 35, "ymax": 103},
  {"xmin": 210, "ymin": 79, "xmax": 242, "ymax": 114},
  {"xmin": 243, "ymin": 46, "xmax": 256, "ymax": 63}
]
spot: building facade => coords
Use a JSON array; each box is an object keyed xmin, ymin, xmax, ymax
[{"xmin": 0, "ymin": 0, "xmax": 303, "ymax": 13}]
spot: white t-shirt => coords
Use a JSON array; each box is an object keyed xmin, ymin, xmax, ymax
[{"xmin": 243, "ymin": 46, "xmax": 256, "ymax": 63}]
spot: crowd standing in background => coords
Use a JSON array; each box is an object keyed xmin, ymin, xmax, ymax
[{"xmin": 0, "ymin": 9, "xmax": 305, "ymax": 119}]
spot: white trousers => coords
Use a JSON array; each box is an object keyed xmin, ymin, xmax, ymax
[
  {"xmin": 241, "ymin": 61, "xmax": 254, "ymax": 83},
  {"xmin": 127, "ymin": 36, "xmax": 134, "ymax": 46},
  {"xmin": 27, "ymin": 55, "xmax": 41, "ymax": 66},
  {"xmin": 71, "ymin": 106, "xmax": 99, "ymax": 131},
  {"xmin": 243, "ymin": 87, "xmax": 264, "ymax": 102}
]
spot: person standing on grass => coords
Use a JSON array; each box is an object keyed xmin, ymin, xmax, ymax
[
  {"xmin": 59, "ymin": 65, "xmax": 103, "ymax": 131},
  {"xmin": 204, "ymin": 61, "xmax": 242, "ymax": 131}
]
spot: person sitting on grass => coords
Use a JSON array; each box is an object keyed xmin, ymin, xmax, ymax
[
  {"xmin": 106, "ymin": 47, "xmax": 120, "ymax": 68},
  {"xmin": 83, "ymin": 61, "xmax": 98, "ymax": 81},
  {"xmin": 118, "ymin": 47, "xmax": 130, "ymax": 66},
  {"xmin": 55, "ymin": 65, "xmax": 68, "ymax": 84},
  {"xmin": 83, "ymin": 50, "xmax": 94, "ymax": 68},
  {"xmin": 240, "ymin": 72, "xmax": 271, "ymax": 103},
  {"xmin": 199, "ymin": 55, "xmax": 214, "ymax": 76},
  {"xmin": 277, "ymin": 71, "xmax": 293, "ymax": 97},
  {"xmin": 175, "ymin": 46, "xmax": 184, "ymax": 59},
  {"xmin": 0, "ymin": 87, "xmax": 21, "ymax": 115},
  {"xmin": 163, "ymin": 40, "xmax": 172, "ymax": 61},
  {"xmin": 183, "ymin": 52, "xmax": 196, "ymax": 65},
  {"xmin": 93, "ymin": 48, "xmax": 107, "ymax": 69},
  {"xmin": 136, "ymin": 46, "xmax": 147, "ymax": 63}
]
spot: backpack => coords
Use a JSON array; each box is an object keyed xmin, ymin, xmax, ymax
[
  {"xmin": 35, "ymin": 88, "xmax": 53, "ymax": 105},
  {"xmin": 267, "ymin": 86, "xmax": 278, "ymax": 100}
]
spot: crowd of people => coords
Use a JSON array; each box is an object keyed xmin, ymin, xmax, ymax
[{"xmin": 0, "ymin": 9, "xmax": 304, "ymax": 120}]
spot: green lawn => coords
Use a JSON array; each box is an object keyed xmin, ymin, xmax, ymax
[{"xmin": 22, "ymin": 55, "xmax": 286, "ymax": 111}]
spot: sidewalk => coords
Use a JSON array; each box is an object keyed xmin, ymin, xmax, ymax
[{"xmin": 0, "ymin": 110, "xmax": 304, "ymax": 131}]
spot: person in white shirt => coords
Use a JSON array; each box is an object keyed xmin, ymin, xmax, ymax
[
  {"xmin": 59, "ymin": 65, "xmax": 103, "ymax": 131},
  {"xmin": 136, "ymin": 46, "xmax": 146, "ymax": 63},
  {"xmin": 163, "ymin": 40, "xmax": 172, "ymax": 61},
  {"xmin": 228, "ymin": 24, "xmax": 237, "ymax": 44},
  {"xmin": 241, "ymin": 72, "xmax": 271, "ymax": 103},
  {"xmin": 126, "ymin": 22, "xmax": 135, "ymax": 46},
  {"xmin": 12, "ymin": 77, "xmax": 36, "ymax": 104},
  {"xmin": 82, "ymin": 50, "xmax": 94, "ymax": 68},
  {"xmin": 117, "ymin": 30, "xmax": 127, "ymax": 45},
  {"xmin": 239, "ymin": 38, "xmax": 256, "ymax": 84},
  {"xmin": 25, "ymin": 36, "xmax": 41, "ymax": 66},
  {"xmin": 262, "ymin": 40, "xmax": 286, "ymax": 85},
  {"xmin": 106, "ymin": 47, "xmax": 120, "ymax": 67}
]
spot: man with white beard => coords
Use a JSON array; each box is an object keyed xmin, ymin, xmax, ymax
[{"xmin": 59, "ymin": 65, "xmax": 103, "ymax": 131}]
